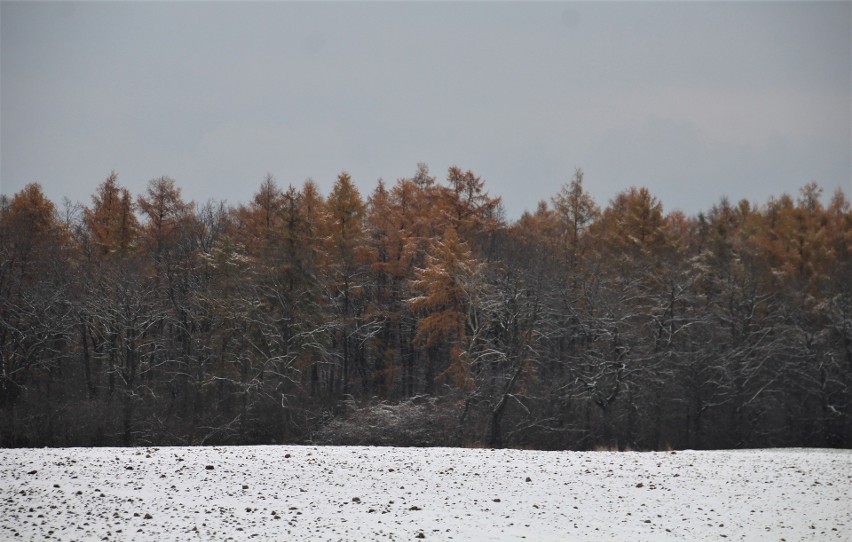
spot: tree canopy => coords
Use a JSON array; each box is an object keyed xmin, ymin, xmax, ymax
[{"xmin": 1, "ymin": 166, "xmax": 850, "ymax": 450}]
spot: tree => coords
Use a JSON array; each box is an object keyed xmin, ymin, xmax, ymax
[
  {"xmin": 551, "ymin": 168, "xmax": 600, "ymax": 269},
  {"xmin": 0, "ymin": 183, "xmax": 74, "ymax": 444},
  {"xmin": 137, "ymin": 176, "xmax": 195, "ymax": 276},
  {"xmin": 324, "ymin": 172, "xmax": 369, "ymax": 395},
  {"xmin": 231, "ymin": 174, "xmax": 284, "ymax": 262},
  {"xmin": 441, "ymin": 166, "xmax": 503, "ymax": 254},
  {"xmin": 363, "ymin": 180, "xmax": 403, "ymax": 395},
  {"xmin": 409, "ymin": 226, "xmax": 486, "ymax": 393},
  {"xmin": 362, "ymin": 166, "xmax": 442, "ymax": 397},
  {"xmin": 0, "ymin": 183, "xmax": 67, "ymax": 283},
  {"xmin": 595, "ymin": 186, "xmax": 668, "ymax": 257},
  {"xmin": 84, "ymin": 172, "xmax": 139, "ymax": 257}
]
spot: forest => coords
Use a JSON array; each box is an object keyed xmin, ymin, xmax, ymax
[{"xmin": 1, "ymin": 165, "xmax": 850, "ymax": 450}]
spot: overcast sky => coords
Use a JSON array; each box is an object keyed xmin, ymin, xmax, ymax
[{"xmin": 2, "ymin": 1, "xmax": 850, "ymax": 219}]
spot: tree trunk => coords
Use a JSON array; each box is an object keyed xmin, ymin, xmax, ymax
[
  {"xmin": 79, "ymin": 322, "xmax": 95, "ymax": 399},
  {"xmin": 122, "ymin": 392, "xmax": 133, "ymax": 446},
  {"xmin": 487, "ymin": 361, "xmax": 524, "ymax": 448}
]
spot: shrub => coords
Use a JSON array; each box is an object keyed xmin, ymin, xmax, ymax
[{"xmin": 313, "ymin": 395, "xmax": 461, "ymax": 447}]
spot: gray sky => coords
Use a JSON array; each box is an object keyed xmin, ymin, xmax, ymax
[{"xmin": 2, "ymin": 1, "xmax": 850, "ymax": 219}]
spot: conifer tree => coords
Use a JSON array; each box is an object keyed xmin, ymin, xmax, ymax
[{"xmin": 84, "ymin": 172, "xmax": 139, "ymax": 257}]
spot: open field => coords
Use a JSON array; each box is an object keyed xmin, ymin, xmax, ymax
[{"xmin": 1, "ymin": 446, "xmax": 849, "ymax": 541}]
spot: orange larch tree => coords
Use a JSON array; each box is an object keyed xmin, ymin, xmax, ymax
[
  {"xmin": 551, "ymin": 168, "xmax": 600, "ymax": 270},
  {"xmin": 137, "ymin": 176, "xmax": 195, "ymax": 273},
  {"xmin": 324, "ymin": 172, "xmax": 369, "ymax": 395},
  {"xmin": 84, "ymin": 171, "xmax": 139, "ymax": 258},
  {"xmin": 409, "ymin": 226, "xmax": 486, "ymax": 393}
]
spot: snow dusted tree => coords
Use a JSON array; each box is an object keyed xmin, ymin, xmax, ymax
[
  {"xmin": 1, "ymin": 169, "xmax": 850, "ymax": 449},
  {"xmin": 0, "ymin": 184, "xmax": 75, "ymax": 444},
  {"xmin": 409, "ymin": 226, "xmax": 486, "ymax": 394},
  {"xmin": 324, "ymin": 172, "xmax": 370, "ymax": 396}
]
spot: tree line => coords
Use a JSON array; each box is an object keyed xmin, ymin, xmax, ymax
[{"xmin": 1, "ymin": 165, "xmax": 850, "ymax": 449}]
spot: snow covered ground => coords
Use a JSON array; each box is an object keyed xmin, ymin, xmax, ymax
[{"xmin": 1, "ymin": 446, "xmax": 849, "ymax": 541}]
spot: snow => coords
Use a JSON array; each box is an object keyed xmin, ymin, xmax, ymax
[{"xmin": 1, "ymin": 446, "xmax": 849, "ymax": 541}]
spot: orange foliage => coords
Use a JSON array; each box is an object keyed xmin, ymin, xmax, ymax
[
  {"xmin": 84, "ymin": 171, "xmax": 139, "ymax": 256},
  {"xmin": 1, "ymin": 183, "xmax": 67, "ymax": 282}
]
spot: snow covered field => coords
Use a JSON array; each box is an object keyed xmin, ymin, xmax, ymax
[{"xmin": 1, "ymin": 446, "xmax": 849, "ymax": 541}]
